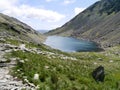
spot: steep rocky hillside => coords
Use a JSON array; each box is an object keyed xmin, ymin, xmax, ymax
[
  {"xmin": 0, "ymin": 13, "xmax": 45, "ymax": 43},
  {"xmin": 46, "ymin": 0, "xmax": 120, "ymax": 47}
]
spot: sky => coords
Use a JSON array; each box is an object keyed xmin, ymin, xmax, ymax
[{"xmin": 0, "ymin": 0, "xmax": 99, "ymax": 30}]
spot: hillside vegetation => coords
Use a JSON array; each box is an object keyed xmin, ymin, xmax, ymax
[
  {"xmin": 0, "ymin": 13, "xmax": 45, "ymax": 43},
  {"xmin": 46, "ymin": 0, "xmax": 120, "ymax": 47},
  {"xmin": 4, "ymin": 38, "xmax": 120, "ymax": 90}
]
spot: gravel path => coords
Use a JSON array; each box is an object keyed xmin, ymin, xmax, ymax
[{"xmin": 0, "ymin": 43, "xmax": 34, "ymax": 90}]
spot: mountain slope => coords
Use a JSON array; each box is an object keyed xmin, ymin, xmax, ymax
[
  {"xmin": 0, "ymin": 13, "xmax": 45, "ymax": 43},
  {"xmin": 46, "ymin": 0, "xmax": 120, "ymax": 47}
]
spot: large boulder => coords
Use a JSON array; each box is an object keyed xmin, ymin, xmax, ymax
[{"xmin": 92, "ymin": 65, "xmax": 105, "ymax": 82}]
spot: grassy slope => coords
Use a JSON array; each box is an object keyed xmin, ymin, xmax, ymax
[{"xmin": 5, "ymin": 39, "xmax": 120, "ymax": 90}]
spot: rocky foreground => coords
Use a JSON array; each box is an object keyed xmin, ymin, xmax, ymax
[
  {"xmin": 0, "ymin": 38, "xmax": 77, "ymax": 90},
  {"xmin": 0, "ymin": 36, "xmax": 120, "ymax": 90},
  {"xmin": 0, "ymin": 43, "xmax": 37, "ymax": 90}
]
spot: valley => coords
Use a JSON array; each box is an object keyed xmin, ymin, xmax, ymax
[
  {"xmin": 0, "ymin": 0, "xmax": 120, "ymax": 89},
  {"xmin": 0, "ymin": 35, "xmax": 120, "ymax": 90}
]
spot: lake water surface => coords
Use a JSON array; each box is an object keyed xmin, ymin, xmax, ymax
[{"xmin": 44, "ymin": 36, "xmax": 100, "ymax": 52}]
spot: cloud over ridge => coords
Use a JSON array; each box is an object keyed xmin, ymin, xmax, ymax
[
  {"xmin": 74, "ymin": 7, "xmax": 85, "ymax": 15},
  {"xmin": 0, "ymin": 0, "xmax": 65, "ymax": 22}
]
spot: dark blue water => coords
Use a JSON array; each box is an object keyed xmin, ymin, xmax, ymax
[{"xmin": 44, "ymin": 36, "xmax": 100, "ymax": 52}]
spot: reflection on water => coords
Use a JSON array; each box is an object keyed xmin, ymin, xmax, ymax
[{"xmin": 44, "ymin": 36, "xmax": 100, "ymax": 52}]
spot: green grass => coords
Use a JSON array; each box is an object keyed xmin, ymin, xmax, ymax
[
  {"xmin": 5, "ymin": 39, "xmax": 22, "ymax": 46},
  {"xmin": 5, "ymin": 38, "xmax": 71, "ymax": 57},
  {"xmin": 7, "ymin": 44, "xmax": 120, "ymax": 90}
]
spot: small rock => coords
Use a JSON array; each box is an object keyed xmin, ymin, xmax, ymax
[
  {"xmin": 23, "ymin": 76, "xmax": 27, "ymax": 79},
  {"xmin": 98, "ymin": 58, "xmax": 103, "ymax": 61},
  {"xmin": 19, "ymin": 44, "xmax": 26, "ymax": 50},
  {"xmin": 0, "ymin": 80, "xmax": 7, "ymax": 83},
  {"xmin": 5, "ymin": 49, "xmax": 12, "ymax": 53},
  {"xmin": 5, "ymin": 75, "xmax": 12, "ymax": 79},
  {"xmin": 33, "ymin": 73, "xmax": 39, "ymax": 80},
  {"xmin": 4, "ymin": 44, "xmax": 17, "ymax": 49},
  {"xmin": 45, "ymin": 66, "xmax": 49, "ymax": 69},
  {"xmin": 0, "ymin": 59, "xmax": 7, "ymax": 63},
  {"xmin": 109, "ymin": 60, "xmax": 113, "ymax": 63},
  {"xmin": 14, "ymin": 77, "xmax": 18, "ymax": 80},
  {"xmin": 10, "ymin": 58, "xmax": 17, "ymax": 61},
  {"xmin": 0, "ymin": 38, "xmax": 6, "ymax": 42},
  {"xmin": 93, "ymin": 62, "xmax": 97, "ymax": 65},
  {"xmin": 25, "ymin": 59, "xmax": 28, "ymax": 61},
  {"xmin": 11, "ymin": 87, "xmax": 19, "ymax": 90},
  {"xmin": 19, "ymin": 60, "xmax": 25, "ymax": 63},
  {"xmin": 24, "ymin": 79, "xmax": 29, "ymax": 83},
  {"xmin": 0, "ymin": 63, "xmax": 6, "ymax": 67},
  {"xmin": 36, "ymin": 85, "xmax": 40, "ymax": 89},
  {"xmin": 17, "ymin": 69, "xmax": 20, "ymax": 72},
  {"xmin": 13, "ymin": 49, "xmax": 18, "ymax": 51}
]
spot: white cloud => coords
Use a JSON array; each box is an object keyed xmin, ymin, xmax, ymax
[
  {"xmin": 46, "ymin": 0, "xmax": 54, "ymax": 2},
  {"xmin": 63, "ymin": 0, "xmax": 76, "ymax": 5},
  {"xmin": 74, "ymin": 7, "xmax": 85, "ymax": 15},
  {"xmin": 46, "ymin": 0, "xmax": 58, "ymax": 2},
  {"xmin": 0, "ymin": 0, "xmax": 65, "ymax": 22},
  {"xmin": 0, "ymin": 0, "xmax": 18, "ymax": 10}
]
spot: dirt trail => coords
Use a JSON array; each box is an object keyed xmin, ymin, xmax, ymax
[{"xmin": 0, "ymin": 43, "xmax": 33, "ymax": 90}]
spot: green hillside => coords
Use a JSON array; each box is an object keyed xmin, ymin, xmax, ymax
[{"xmin": 4, "ymin": 37, "xmax": 120, "ymax": 90}]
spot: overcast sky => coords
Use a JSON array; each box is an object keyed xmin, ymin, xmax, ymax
[{"xmin": 0, "ymin": 0, "xmax": 99, "ymax": 30}]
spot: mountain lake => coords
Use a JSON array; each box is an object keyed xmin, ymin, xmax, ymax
[{"xmin": 44, "ymin": 36, "xmax": 101, "ymax": 52}]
